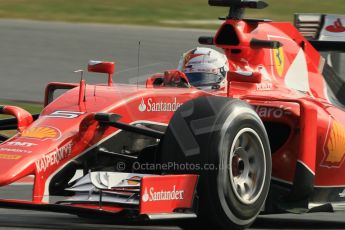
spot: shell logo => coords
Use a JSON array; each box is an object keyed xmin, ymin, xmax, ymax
[
  {"xmin": 273, "ymin": 47, "xmax": 284, "ymax": 77},
  {"xmin": 127, "ymin": 176, "xmax": 141, "ymax": 185},
  {"xmin": 21, "ymin": 126, "xmax": 61, "ymax": 140},
  {"xmin": 322, "ymin": 121, "xmax": 345, "ymax": 167}
]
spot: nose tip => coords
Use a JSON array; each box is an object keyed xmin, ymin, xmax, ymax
[{"xmin": 0, "ymin": 156, "xmax": 34, "ymax": 186}]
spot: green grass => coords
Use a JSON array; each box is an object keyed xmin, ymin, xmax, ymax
[
  {"xmin": 0, "ymin": 100, "xmax": 42, "ymax": 117},
  {"xmin": 0, "ymin": 0, "xmax": 344, "ymax": 28}
]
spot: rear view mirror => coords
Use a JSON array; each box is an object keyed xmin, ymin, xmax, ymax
[
  {"xmin": 227, "ymin": 70, "xmax": 262, "ymax": 83},
  {"xmin": 88, "ymin": 61, "xmax": 115, "ymax": 74},
  {"xmin": 0, "ymin": 106, "xmax": 33, "ymax": 132},
  {"xmin": 88, "ymin": 61, "xmax": 115, "ymax": 86}
]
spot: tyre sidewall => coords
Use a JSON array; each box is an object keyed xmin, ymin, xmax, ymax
[{"xmin": 200, "ymin": 101, "xmax": 271, "ymax": 228}]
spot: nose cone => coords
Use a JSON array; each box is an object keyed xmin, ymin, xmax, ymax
[
  {"xmin": 0, "ymin": 131, "xmax": 63, "ymax": 186},
  {"xmin": 0, "ymin": 151, "xmax": 36, "ymax": 185}
]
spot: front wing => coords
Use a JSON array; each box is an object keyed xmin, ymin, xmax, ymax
[{"xmin": 0, "ymin": 172, "xmax": 199, "ymax": 221}]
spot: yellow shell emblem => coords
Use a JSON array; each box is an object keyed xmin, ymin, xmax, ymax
[
  {"xmin": 273, "ymin": 47, "xmax": 284, "ymax": 77},
  {"xmin": 22, "ymin": 126, "xmax": 60, "ymax": 140},
  {"xmin": 325, "ymin": 121, "xmax": 345, "ymax": 164},
  {"xmin": 127, "ymin": 176, "xmax": 141, "ymax": 186}
]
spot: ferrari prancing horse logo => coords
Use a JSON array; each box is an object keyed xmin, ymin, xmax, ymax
[{"xmin": 273, "ymin": 47, "xmax": 284, "ymax": 77}]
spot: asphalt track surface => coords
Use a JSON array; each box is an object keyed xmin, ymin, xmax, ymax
[
  {"xmin": 0, "ymin": 20, "xmax": 345, "ymax": 229},
  {"xmin": 0, "ymin": 186, "xmax": 345, "ymax": 230},
  {"xmin": 0, "ymin": 19, "xmax": 213, "ymax": 102},
  {"xmin": 2, "ymin": 208, "xmax": 345, "ymax": 230},
  {"xmin": 1, "ymin": 185, "xmax": 345, "ymax": 230}
]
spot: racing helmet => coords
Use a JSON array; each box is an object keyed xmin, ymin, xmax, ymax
[{"xmin": 177, "ymin": 47, "xmax": 229, "ymax": 88}]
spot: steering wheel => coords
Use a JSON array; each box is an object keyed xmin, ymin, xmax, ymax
[{"xmin": 163, "ymin": 70, "xmax": 191, "ymax": 88}]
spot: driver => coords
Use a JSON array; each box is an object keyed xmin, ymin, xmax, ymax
[{"xmin": 177, "ymin": 47, "xmax": 229, "ymax": 89}]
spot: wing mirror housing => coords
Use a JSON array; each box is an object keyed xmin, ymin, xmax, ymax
[
  {"xmin": 0, "ymin": 106, "xmax": 33, "ymax": 132},
  {"xmin": 88, "ymin": 61, "xmax": 115, "ymax": 86},
  {"xmin": 227, "ymin": 70, "xmax": 262, "ymax": 83}
]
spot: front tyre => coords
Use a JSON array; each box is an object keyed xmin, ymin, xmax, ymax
[{"xmin": 160, "ymin": 97, "xmax": 271, "ymax": 229}]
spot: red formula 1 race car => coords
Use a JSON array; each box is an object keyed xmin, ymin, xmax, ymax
[{"xmin": 0, "ymin": 0, "xmax": 345, "ymax": 229}]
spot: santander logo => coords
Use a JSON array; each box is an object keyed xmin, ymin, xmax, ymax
[
  {"xmin": 138, "ymin": 97, "xmax": 182, "ymax": 112},
  {"xmin": 138, "ymin": 98, "xmax": 147, "ymax": 112},
  {"xmin": 326, "ymin": 18, "xmax": 345, "ymax": 33},
  {"xmin": 142, "ymin": 188, "xmax": 150, "ymax": 202},
  {"xmin": 142, "ymin": 185, "xmax": 184, "ymax": 202}
]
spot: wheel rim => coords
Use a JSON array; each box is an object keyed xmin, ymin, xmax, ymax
[{"xmin": 229, "ymin": 128, "xmax": 266, "ymax": 205}]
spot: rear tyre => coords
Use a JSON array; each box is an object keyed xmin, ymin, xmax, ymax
[{"xmin": 160, "ymin": 96, "xmax": 271, "ymax": 229}]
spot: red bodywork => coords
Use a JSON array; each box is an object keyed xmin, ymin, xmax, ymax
[{"xmin": 0, "ymin": 12, "xmax": 344, "ymax": 217}]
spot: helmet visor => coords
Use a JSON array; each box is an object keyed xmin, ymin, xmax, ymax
[{"xmin": 185, "ymin": 72, "xmax": 224, "ymax": 87}]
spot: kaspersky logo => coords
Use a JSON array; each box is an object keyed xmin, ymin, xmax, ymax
[
  {"xmin": 138, "ymin": 98, "xmax": 182, "ymax": 112},
  {"xmin": 142, "ymin": 185, "xmax": 184, "ymax": 202}
]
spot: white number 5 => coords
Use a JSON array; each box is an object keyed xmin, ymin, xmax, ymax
[{"xmin": 46, "ymin": 111, "xmax": 85, "ymax": 119}]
